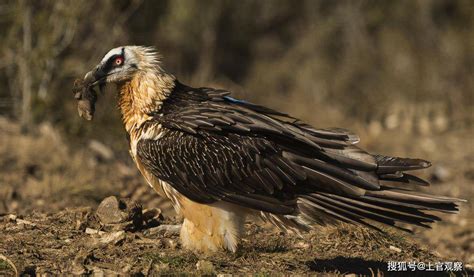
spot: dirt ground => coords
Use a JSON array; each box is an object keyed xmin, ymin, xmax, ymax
[
  {"xmin": 0, "ymin": 116, "xmax": 473, "ymax": 275},
  {"xmin": 0, "ymin": 207, "xmax": 451, "ymax": 276}
]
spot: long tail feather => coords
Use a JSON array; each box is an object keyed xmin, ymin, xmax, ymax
[
  {"xmin": 297, "ymin": 189, "xmax": 464, "ymax": 232},
  {"xmin": 375, "ymin": 155, "xmax": 431, "ymax": 174}
]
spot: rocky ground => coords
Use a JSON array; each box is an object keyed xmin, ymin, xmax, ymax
[
  {"xmin": 0, "ymin": 196, "xmax": 461, "ymax": 276},
  {"xmin": 0, "ymin": 117, "xmax": 473, "ymax": 275}
]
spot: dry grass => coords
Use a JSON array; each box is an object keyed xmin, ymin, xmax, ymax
[{"xmin": 0, "ymin": 209, "xmax": 444, "ymax": 275}]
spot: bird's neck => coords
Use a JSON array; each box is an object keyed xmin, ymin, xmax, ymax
[{"xmin": 118, "ymin": 70, "xmax": 176, "ymax": 133}]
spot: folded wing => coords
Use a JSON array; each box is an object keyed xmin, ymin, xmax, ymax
[{"xmin": 137, "ymin": 84, "xmax": 464, "ymax": 232}]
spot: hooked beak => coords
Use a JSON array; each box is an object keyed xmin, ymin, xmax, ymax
[{"xmin": 83, "ymin": 65, "xmax": 108, "ymax": 89}]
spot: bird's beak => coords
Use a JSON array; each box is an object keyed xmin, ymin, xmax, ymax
[{"xmin": 83, "ymin": 65, "xmax": 107, "ymax": 89}]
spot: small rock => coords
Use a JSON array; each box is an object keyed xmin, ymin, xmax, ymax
[
  {"xmin": 196, "ymin": 260, "xmax": 214, "ymax": 274},
  {"xmin": 96, "ymin": 196, "xmax": 142, "ymax": 230},
  {"xmin": 389, "ymin": 245, "xmax": 402, "ymax": 253},
  {"xmin": 97, "ymin": 196, "xmax": 127, "ymax": 224},
  {"xmin": 7, "ymin": 214, "xmax": 17, "ymax": 222},
  {"xmin": 85, "ymin": 228, "xmax": 104, "ymax": 235}
]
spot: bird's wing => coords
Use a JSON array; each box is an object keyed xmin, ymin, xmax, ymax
[
  {"xmin": 138, "ymin": 86, "xmax": 360, "ymax": 209},
  {"xmin": 136, "ymin": 85, "xmax": 463, "ymax": 230},
  {"xmin": 156, "ymin": 85, "xmax": 372, "ymax": 168},
  {"xmin": 137, "ymin": 128, "xmax": 300, "ymax": 214},
  {"xmin": 135, "ymin": 85, "xmax": 381, "ymax": 213}
]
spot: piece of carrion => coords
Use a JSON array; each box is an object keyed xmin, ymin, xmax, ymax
[{"xmin": 73, "ymin": 78, "xmax": 97, "ymax": 121}]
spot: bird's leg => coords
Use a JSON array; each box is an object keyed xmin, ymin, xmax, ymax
[{"xmin": 179, "ymin": 201, "xmax": 246, "ymax": 253}]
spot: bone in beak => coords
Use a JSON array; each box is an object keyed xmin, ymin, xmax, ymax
[{"xmin": 73, "ymin": 71, "xmax": 98, "ymax": 121}]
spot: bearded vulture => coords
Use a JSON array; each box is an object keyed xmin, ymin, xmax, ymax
[{"xmin": 77, "ymin": 45, "xmax": 464, "ymax": 253}]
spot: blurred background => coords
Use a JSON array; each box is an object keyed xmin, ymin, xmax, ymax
[{"xmin": 0, "ymin": 0, "xmax": 473, "ymax": 263}]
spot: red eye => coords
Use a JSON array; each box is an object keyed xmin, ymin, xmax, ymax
[{"xmin": 114, "ymin": 56, "xmax": 124, "ymax": 66}]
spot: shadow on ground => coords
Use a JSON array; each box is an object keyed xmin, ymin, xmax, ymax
[{"xmin": 308, "ymin": 257, "xmax": 385, "ymax": 275}]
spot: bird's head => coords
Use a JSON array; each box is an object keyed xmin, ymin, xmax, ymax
[
  {"xmin": 77, "ymin": 45, "xmax": 175, "ymax": 125},
  {"xmin": 83, "ymin": 45, "xmax": 162, "ymax": 90}
]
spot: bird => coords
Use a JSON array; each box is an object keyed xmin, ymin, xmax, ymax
[{"xmin": 80, "ymin": 45, "xmax": 464, "ymax": 253}]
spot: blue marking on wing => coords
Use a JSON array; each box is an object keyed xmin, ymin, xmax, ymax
[{"xmin": 223, "ymin": 96, "xmax": 248, "ymax": 104}]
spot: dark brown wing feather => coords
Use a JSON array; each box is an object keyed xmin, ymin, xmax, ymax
[{"xmin": 137, "ymin": 82, "xmax": 465, "ymax": 232}]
